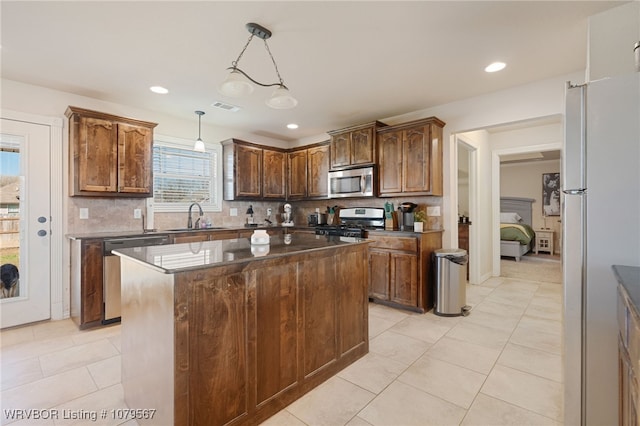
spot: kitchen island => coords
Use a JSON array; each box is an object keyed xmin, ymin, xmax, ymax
[{"xmin": 114, "ymin": 233, "xmax": 370, "ymax": 426}]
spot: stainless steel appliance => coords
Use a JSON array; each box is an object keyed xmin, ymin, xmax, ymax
[
  {"xmin": 563, "ymin": 72, "xmax": 640, "ymax": 425},
  {"xmin": 103, "ymin": 235, "xmax": 169, "ymax": 323},
  {"xmin": 314, "ymin": 207, "xmax": 385, "ymax": 237},
  {"xmin": 328, "ymin": 166, "xmax": 375, "ymax": 198},
  {"xmin": 307, "ymin": 212, "xmax": 328, "ymax": 226},
  {"xmin": 399, "ymin": 202, "xmax": 418, "ymax": 230}
]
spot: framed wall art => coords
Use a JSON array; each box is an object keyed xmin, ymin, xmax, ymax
[{"xmin": 542, "ymin": 172, "xmax": 561, "ymax": 216}]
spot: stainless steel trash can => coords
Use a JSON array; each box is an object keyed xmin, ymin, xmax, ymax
[{"xmin": 433, "ymin": 248, "xmax": 469, "ymax": 316}]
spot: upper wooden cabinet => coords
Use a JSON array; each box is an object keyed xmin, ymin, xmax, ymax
[
  {"xmin": 263, "ymin": 148, "xmax": 287, "ymax": 199},
  {"xmin": 66, "ymin": 106, "xmax": 157, "ymax": 197},
  {"xmin": 222, "ymin": 139, "xmax": 287, "ymax": 201},
  {"xmin": 377, "ymin": 117, "xmax": 445, "ymax": 197},
  {"xmin": 307, "ymin": 143, "xmax": 330, "ymax": 198},
  {"xmin": 328, "ymin": 121, "xmax": 385, "ymax": 169},
  {"xmin": 287, "ymin": 142, "xmax": 330, "ymax": 200},
  {"xmin": 287, "ymin": 149, "xmax": 307, "ymax": 199}
]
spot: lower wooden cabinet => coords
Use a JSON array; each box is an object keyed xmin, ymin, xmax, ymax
[
  {"xmin": 367, "ymin": 231, "xmax": 442, "ymax": 312},
  {"xmin": 121, "ymin": 238, "xmax": 369, "ymax": 425},
  {"xmin": 618, "ymin": 284, "xmax": 640, "ymax": 425},
  {"xmin": 70, "ymin": 238, "xmax": 104, "ymax": 329}
]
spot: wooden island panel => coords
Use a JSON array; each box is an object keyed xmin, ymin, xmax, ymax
[{"xmin": 121, "ymin": 238, "xmax": 369, "ymax": 426}]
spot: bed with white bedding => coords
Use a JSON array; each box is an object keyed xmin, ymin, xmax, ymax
[{"xmin": 500, "ymin": 197, "xmax": 536, "ymax": 261}]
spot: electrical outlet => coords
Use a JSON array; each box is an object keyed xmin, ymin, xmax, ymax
[
  {"xmin": 79, "ymin": 208, "xmax": 89, "ymax": 219},
  {"xmin": 426, "ymin": 206, "xmax": 441, "ymax": 217},
  {"xmin": 266, "ymin": 208, "xmax": 272, "ymax": 216},
  {"xmin": 230, "ymin": 208, "xmax": 238, "ymax": 217},
  {"xmin": 134, "ymin": 209, "xmax": 142, "ymax": 219}
]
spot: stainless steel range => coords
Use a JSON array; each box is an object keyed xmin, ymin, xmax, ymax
[{"xmin": 314, "ymin": 207, "xmax": 385, "ymax": 238}]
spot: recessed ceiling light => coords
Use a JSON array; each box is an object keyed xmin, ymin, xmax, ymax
[
  {"xmin": 485, "ymin": 62, "xmax": 506, "ymax": 73},
  {"xmin": 150, "ymin": 86, "xmax": 169, "ymax": 94},
  {"xmin": 287, "ymin": 123, "xmax": 299, "ymax": 130}
]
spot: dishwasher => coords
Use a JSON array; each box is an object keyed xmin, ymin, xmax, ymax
[{"xmin": 103, "ymin": 235, "xmax": 169, "ymax": 323}]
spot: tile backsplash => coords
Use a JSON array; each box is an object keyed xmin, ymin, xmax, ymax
[{"xmin": 68, "ymin": 196, "xmax": 443, "ymax": 235}]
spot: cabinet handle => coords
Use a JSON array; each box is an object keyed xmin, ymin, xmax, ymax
[{"xmin": 37, "ymin": 229, "xmax": 47, "ymax": 237}]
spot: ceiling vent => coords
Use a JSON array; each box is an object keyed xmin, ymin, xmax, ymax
[{"xmin": 211, "ymin": 101, "xmax": 241, "ymax": 112}]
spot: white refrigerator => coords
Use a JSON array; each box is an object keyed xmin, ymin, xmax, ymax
[{"xmin": 563, "ymin": 71, "xmax": 640, "ymax": 425}]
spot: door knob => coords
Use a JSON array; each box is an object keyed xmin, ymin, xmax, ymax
[{"xmin": 37, "ymin": 230, "xmax": 47, "ymax": 237}]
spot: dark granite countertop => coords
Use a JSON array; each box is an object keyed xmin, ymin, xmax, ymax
[
  {"xmin": 113, "ymin": 233, "xmax": 368, "ymax": 274},
  {"xmin": 613, "ymin": 265, "xmax": 640, "ymax": 311},
  {"xmin": 66, "ymin": 225, "xmax": 302, "ymax": 240},
  {"xmin": 67, "ymin": 226, "xmax": 444, "ymax": 240}
]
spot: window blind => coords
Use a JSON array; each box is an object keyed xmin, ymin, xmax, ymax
[{"xmin": 152, "ymin": 143, "xmax": 220, "ymax": 211}]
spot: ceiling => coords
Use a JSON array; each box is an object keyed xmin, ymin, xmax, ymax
[{"xmin": 1, "ymin": 1, "xmax": 624, "ymax": 144}]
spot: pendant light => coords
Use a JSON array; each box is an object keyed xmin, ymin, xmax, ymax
[
  {"xmin": 219, "ymin": 23, "xmax": 298, "ymax": 109},
  {"xmin": 193, "ymin": 110, "xmax": 205, "ymax": 153}
]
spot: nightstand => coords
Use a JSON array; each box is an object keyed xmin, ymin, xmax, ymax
[{"xmin": 535, "ymin": 229, "xmax": 554, "ymax": 255}]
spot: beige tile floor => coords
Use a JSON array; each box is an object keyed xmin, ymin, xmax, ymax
[{"xmin": 1, "ymin": 269, "xmax": 563, "ymax": 426}]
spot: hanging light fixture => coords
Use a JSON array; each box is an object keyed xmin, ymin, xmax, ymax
[
  {"xmin": 219, "ymin": 22, "xmax": 298, "ymax": 109},
  {"xmin": 193, "ymin": 110, "xmax": 205, "ymax": 153}
]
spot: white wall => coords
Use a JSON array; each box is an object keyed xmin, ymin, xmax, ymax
[{"xmin": 588, "ymin": 1, "xmax": 640, "ymax": 80}]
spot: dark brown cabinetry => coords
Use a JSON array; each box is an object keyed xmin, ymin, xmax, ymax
[
  {"xmin": 222, "ymin": 139, "xmax": 287, "ymax": 201},
  {"xmin": 263, "ymin": 148, "xmax": 287, "ymax": 199},
  {"xmin": 367, "ymin": 231, "xmax": 442, "ymax": 312},
  {"xmin": 328, "ymin": 121, "xmax": 385, "ymax": 169},
  {"xmin": 458, "ymin": 223, "xmax": 470, "ymax": 280},
  {"xmin": 66, "ymin": 106, "xmax": 157, "ymax": 197},
  {"xmin": 287, "ymin": 142, "xmax": 330, "ymax": 200},
  {"xmin": 377, "ymin": 117, "xmax": 445, "ymax": 197},
  {"xmin": 70, "ymin": 238, "xmax": 104, "ymax": 329},
  {"xmin": 121, "ymin": 237, "xmax": 369, "ymax": 425},
  {"xmin": 618, "ymin": 282, "xmax": 640, "ymax": 425},
  {"xmin": 287, "ymin": 149, "xmax": 307, "ymax": 199}
]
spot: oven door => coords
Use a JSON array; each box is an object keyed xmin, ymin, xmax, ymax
[{"xmin": 328, "ymin": 167, "xmax": 374, "ymax": 198}]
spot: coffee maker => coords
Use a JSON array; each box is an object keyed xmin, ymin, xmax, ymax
[{"xmin": 399, "ymin": 202, "xmax": 418, "ymax": 230}]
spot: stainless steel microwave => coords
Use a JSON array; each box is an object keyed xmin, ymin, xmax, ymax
[{"xmin": 328, "ymin": 166, "xmax": 375, "ymax": 198}]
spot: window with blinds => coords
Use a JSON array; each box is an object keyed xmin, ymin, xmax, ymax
[{"xmin": 152, "ymin": 140, "xmax": 222, "ymax": 212}]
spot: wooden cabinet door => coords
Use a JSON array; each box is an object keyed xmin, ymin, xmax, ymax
[
  {"xmin": 81, "ymin": 239, "xmax": 104, "ymax": 326},
  {"xmin": 307, "ymin": 144, "xmax": 330, "ymax": 198},
  {"xmin": 263, "ymin": 149, "xmax": 286, "ymax": 199},
  {"xmin": 287, "ymin": 149, "xmax": 308, "ymax": 199},
  {"xmin": 235, "ymin": 144, "xmax": 262, "ymax": 198},
  {"xmin": 78, "ymin": 117, "xmax": 118, "ymax": 193},
  {"xmin": 390, "ymin": 252, "xmax": 419, "ymax": 307},
  {"xmin": 369, "ymin": 250, "xmax": 390, "ymax": 300},
  {"xmin": 254, "ymin": 263, "xmax": 299, "ymax": 404},
  {"xmin": 330, "ymin": 133, "xmax": 351, "ymax": 169},
  {"xmin": 351, "ymin": 127, "xmax": 375, "ymax": 166},
  {"xmin": 117, "ymin": 123, "xmax": 153, "ymax": 194},
  {"xmin": 336, "ymin": 248, "xmax": 368, "ymax": 356},
  {"xmin": 300, "ymin": 254, "xmax": 338, "ymax": 376},
  {"xmin": 187, "ymin": 271, "xmax": 249, "ymax": 425},
  {"xmin": 403, "ymin": 125, "xmax": 431, "ymax": 193},
  {"xmin": 378, "ymin": 131, "xmax": 403, "ymax": 195}
]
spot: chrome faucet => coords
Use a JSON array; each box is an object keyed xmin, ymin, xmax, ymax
[{"xmin": 187, "ymin": 202, "xmax": 204, "ymax": 229}]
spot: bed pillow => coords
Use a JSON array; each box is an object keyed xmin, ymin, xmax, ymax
[{"xmin": 500, "ymin": 212, "xmax": 522, "ymax": 223}]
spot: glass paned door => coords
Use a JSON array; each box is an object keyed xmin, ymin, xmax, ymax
[
  {"xmin": 0, "ymin": 135, "xmax": 22, "ymax": 298},
  {"xmin": 0, "ymin": 119, "xmax": 51, "ymax": 328}
]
